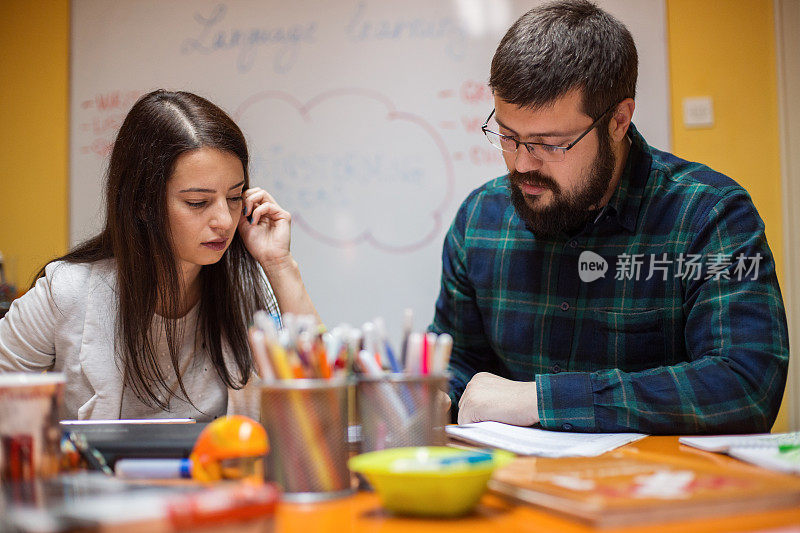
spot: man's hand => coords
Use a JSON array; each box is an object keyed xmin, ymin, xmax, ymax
[{"xmin": 457, "ymin": 372, "xmax": 539, "ymax": 426}]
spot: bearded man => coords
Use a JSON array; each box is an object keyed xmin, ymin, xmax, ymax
[{"xmin": 430, "ymin": 0, "xmax": 789, "ymax": 434}]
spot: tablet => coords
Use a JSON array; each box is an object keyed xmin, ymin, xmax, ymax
[{"xmin": 60, "ymin": 421, "xmax": 208, "ymax": 466}]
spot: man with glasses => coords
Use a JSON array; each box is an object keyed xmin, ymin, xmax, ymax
[{"xmin": 431, "ymin": 0, "xmax": 788, "ymax": 434}]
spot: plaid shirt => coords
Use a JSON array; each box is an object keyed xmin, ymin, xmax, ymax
[{"xmin": 431, "ymin": 125, "xmax": 789, "ymax": 434}]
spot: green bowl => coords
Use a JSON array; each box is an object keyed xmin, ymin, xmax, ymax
[{"xmin": 348, "ymin": 447, "xmax": 514, "ymax": 517}]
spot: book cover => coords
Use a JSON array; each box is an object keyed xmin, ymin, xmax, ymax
[{"xmin": 489, "ymin": 448, "xmax": 800, "ymax": 527}]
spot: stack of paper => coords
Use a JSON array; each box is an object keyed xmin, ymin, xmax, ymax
[
  {"xmin": 680, "ymin": 432, "xmax": 800, "ymax": 475},
  {"xmin": 446, "ymin": 421, "xmax": 646, "ymax": 457}
]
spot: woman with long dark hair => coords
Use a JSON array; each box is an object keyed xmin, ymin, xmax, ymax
[{"xmin": 0, "ymin": 90, "xmax": 317, "ymax": 420}]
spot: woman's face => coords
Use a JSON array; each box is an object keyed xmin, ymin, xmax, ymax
[{"xmin": 165, "ymin": 147, "xmax": 245, "ymax": 280}]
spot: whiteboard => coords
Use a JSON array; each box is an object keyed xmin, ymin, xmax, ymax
[{"xmin": 70, "ymin": 0, "xmax": 670, "ymax": 339}]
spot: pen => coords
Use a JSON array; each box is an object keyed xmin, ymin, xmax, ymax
[
  {"xmin": 405, "ymin": 333, "xmax": 423, "ymax": 374},
  {"xmin": 65, "ymin": 431, "xmax": 113, "ymax": 475},
  {"xmin": 115, "ymin": 458, "xmax": 193, "ymax": 479},
  {"xmin": 390, "ymin": 451, "xmax": 494, "ymax": 472}
]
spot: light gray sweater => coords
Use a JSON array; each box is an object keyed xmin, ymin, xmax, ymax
[{"xmin": 0, "ymin": 259, "xmax": 259, "ymax": 420}]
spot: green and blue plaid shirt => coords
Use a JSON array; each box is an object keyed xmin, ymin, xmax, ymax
[{"xmin": 431, "ymin": 125, "xmax": 789, "ymax": 434}]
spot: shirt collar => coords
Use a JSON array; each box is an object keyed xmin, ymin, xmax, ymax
[{"xmin": 601, "ymin": 123, "xmax": 651, "ymax": 233}]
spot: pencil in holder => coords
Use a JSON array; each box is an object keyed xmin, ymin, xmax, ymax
[
  {"xmin": 259, "ymin": 377, "xmax": 354, "ymax": 502},
  {"xmin": 356, "ymin": 373, "xmax": 449, "ymax": 453}
]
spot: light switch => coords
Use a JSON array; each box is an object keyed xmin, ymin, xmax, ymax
[{"xmin": 682, "ymin": 96, "xmax": 714, "ymax": 128}]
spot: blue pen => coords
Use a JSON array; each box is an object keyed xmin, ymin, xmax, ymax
[
  {"xmin": 390, "ymin": 451, "xmax": 494, "ymax": 472},
  {"xmin": 438, "ymin": 451, "xmax": 494, "ymax": 467},
  {"xmin": 384, "ymin": 342, "xmax": 402, "ymax": 373},
  {"xmin": 374, "ymin": 318, "xmax": 401, "ymax": 373}
]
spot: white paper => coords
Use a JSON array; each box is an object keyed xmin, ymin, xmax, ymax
[
  {"xmin": 679, "ymin": 431, "xmax": 800, "ymax": 452},
  {"xmin": 727, "ymin": 446, "xmax": 800, "ymax": 475},
  {"xmin": 445, "ymin": 421, "xmax": 646, "ymax": 457}
]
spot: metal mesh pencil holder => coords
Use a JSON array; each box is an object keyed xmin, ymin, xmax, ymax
[
  {"xmin": 260, "ymin": 378, "xmax": 354, "ymax": 502},
  {"xmin": 356, "ymin": 374, "xmax": 449, "ymax": 453}
]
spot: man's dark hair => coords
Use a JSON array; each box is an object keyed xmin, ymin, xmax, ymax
[{"xmin": 489, "ymin": 0, "xmax": 637, "ymax": 120}]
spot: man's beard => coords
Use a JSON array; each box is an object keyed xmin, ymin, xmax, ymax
[{"xmin": 509, "ymin": 130, "xmax": 615, "ymax": 238}]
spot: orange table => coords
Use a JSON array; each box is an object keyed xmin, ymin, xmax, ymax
[{"xmin": 275, "ymin": 437, "xmax": 800, "ymax": 533}]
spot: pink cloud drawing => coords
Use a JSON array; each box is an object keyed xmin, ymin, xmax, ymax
[{"xmin": 234, "ymin": 88, "xmax": 455, "ymax": 253}]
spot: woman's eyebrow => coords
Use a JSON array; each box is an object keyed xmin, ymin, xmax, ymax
[{"xmin": 179, "ymin": 180, "xmax": 245, "ymax": 193}]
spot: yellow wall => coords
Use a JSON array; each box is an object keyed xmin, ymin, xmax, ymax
[
  {"xmin": 0, "ymin": 1, "xmax": 789, "ymax": 429},
  {"xmin": 0, "ymin": 0, "xmax": 69, "ymax": 290},
  {"xmin": 666, "ymin": 0, "xmax": 788, "ymax": 432}
]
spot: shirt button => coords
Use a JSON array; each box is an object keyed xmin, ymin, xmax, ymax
[
  {"xmin": 569, "ymin": 240, "xmax": 578, "ymax": 248},
  {"xmin": 560, "ymin": 301, "xmax": 570, "ymax": 311},
  {"xmin": 552, "ymin": 364, "xmax": 561, "ymax": 373},
  {"xmin": 562, "ymin": 423, "xmax": 574, "ymax": 431}
]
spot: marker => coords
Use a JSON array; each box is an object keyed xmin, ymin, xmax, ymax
[
  {"xmin": 115, "ymin": 458, "xmax": 192, "ymax": 479},
  {"xmin": 253, "ymin": 310, "xmax": 274, "ymax": 335},
  {"xmin": 432, "ymin": 333, "xmax": 453, "ymax": 374},
  {"xmin": 282, "ymin": 313, "xmax": 298, "ymax": 347},
  {"xmin": 362, "ymin": 322, "xmax": 381, "ymax": 367},
  {"xmin": 346, "ymin": 328, "xmax": 362, "ymax": 376},
  {"xmin": 374, "ymin": 318, "xmax": 401, "ymax": 373},
  {"xmin": 313, "ymin": 333, "xmax": 331, "ymax": 379},
  {"xmin": 265, "ymin": 335, "xmax": 294, "ymax": 380},
  {"xmin": 322, "ymin": 331, "xmax": 340, "ymax": 372},
  {"xmin": 357, "ymin": 349, "xmax": 385, "ymax": 376},
  {"xmin": 248, "ymin": 328, "xmax": 275, "ymax": 381},
  {"xmin": 423, "ymin": 332, "xmax": 437, "ymax": 375},
  {"xmin": 358, "ymin": 349, "xmax": 411, "ymax": 423},
  {"xmin": 296, "ymin": 331, "xmax": 315, "ymax": 375},
  {"xmin": 400, "ymin": 309, "xmax": 413, "ymax": 367},
  {"xmin": 405, "ymin": 333, "xmax": 423, "ymax": 374}
]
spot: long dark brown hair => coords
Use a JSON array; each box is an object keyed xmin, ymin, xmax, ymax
[{"xmin": 39, "ymin": 90, "xmax": 275, "ymax": 410}]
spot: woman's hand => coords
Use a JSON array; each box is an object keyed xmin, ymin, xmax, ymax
[
  {"xmin": 237, "ymin": 187, "xmax": 321, "ymax": 321},
  {"xmin": 237, "ymin": 188, "xmax": 293, "ymax": 272}
]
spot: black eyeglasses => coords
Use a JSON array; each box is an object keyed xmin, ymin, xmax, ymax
[{"xmin": 481, "ymin": 103, "xmax": 617, "ymax": 162}]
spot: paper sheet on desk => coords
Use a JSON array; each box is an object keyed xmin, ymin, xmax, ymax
[
  {"xmin": 679, "ymin": 431, "xmax": 800, "ymax": 452},
  {"xmin": 446, "ymin": 421, "xmax": 646, "ymax": 457}
]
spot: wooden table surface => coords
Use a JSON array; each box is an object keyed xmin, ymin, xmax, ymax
[{"xmin": 275, "ymin": 436, "xmax": 800, "ymax": 533}]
